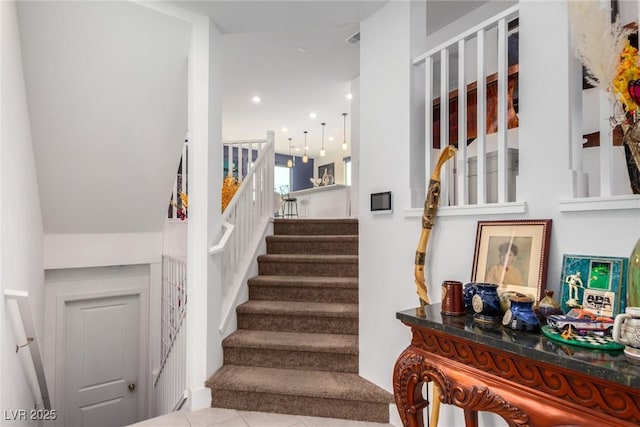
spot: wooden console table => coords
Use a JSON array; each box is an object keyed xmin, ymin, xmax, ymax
[{"xmin": 393, "ymin": 304, "xmax": 640, "ymax": 427}]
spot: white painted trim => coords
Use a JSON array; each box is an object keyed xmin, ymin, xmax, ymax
[
  {"xmin": 558, "ymin": 195, "xmax": 640, "ymax": 212},
  {"xmin": 403, "ymin": 201, "xmax": 527, "ymax": 218},
  {"xmin": 413, "ymin": 4, "xmax": 519, "ymax": 65},
  {"xmin": 44, "ymin": 232, "xmax": 163, "ymax": 269},
  {"xmin": 187, "ymin": 386, "xmax": 211, "ymax": 412},
  {"xmin": 46, "ymin": 267, "xmax": 150, "ymax": 426}
]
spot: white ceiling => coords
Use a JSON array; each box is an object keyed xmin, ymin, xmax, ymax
[
  {"xmin": 170, "ymin": 0, "xmax": 487, "ymax": 157},
  {"xmin": 169, "ymin": 1, "xmax": 385, "ymax": 157}
]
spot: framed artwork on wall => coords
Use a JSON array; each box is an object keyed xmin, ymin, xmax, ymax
[
  {"xmin": 560, "ymin": 254, "xmax": 629, "ymax": 317},
  {"xmin": 318, "ymin": 162, "xmax": 335, "ymax": 186},
  {"xmin": 471, "ymin": 219, "xmax": 552, "ymax": 304}
]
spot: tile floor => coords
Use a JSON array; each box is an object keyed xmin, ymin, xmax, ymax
[{"xmin": 129, "ymin": 408, "xmax": 395, "ymax": 427}]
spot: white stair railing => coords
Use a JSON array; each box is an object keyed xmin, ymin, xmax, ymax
[
  {"xmin": 154, "ymin": 255, "xmax": 187, "ymax": 415},
  {"xmin": 4, "ymin": 290, "xmax": 51, "ymax": 410},
  {"xmin": 210, "ymin": 131, "xmax": 275, "ymax": 333},
  {"xmin": 414, "ymin": 5, "xmax": 519, "ymax": 206},
  {"xmin": 223, "ymin": 138, "xmax": 270, "ymax": 183}
]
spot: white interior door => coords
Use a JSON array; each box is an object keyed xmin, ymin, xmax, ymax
[{"xmin": 64, "ymin": 295, "xmax": 139, "ymax": 427}]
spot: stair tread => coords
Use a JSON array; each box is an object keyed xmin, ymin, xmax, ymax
[
  {"xmin": 267, "ymin": 235, "xmax": 358, "ymax": 241},
  {"xmin": 224, "ymin": 330, "xmax": 358, "ymax": 354},
  {"xmin": 238, "ymin": 300, "xmax": 358, "ymax": 317},
  {"xmin": 248, "ymin": 275, "xmax": 358, "ymax": 288},
  {"xmin": 274, "ymin": 218, "xmax": 358, "ymax": 224},
  {"xmin": 206, "ymin": 365, "xmax": 392, "ymax": 403},
  {"xmin": 258, "ymin": 254, "xmax": 358, "ymax": 263}
]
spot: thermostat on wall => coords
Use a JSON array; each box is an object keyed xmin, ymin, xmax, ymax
[{"xmin": 370, "ymin": 191, "xmax": 392, "ymax": 213}]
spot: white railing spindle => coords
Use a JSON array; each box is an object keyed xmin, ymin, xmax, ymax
[
  {"xmin": 497, "ymin": 18, "xmax": 509, "ymax": 203},
  {"xmin": 476, "ymin": 27, "xmax": 487, "ymax": 205},
  {"xmin": 457, "ymin": 38, "xmax": 468, "ymax": 205},
  {"xmin": 425, "ymin": 56, "xmax": 434, "ymax": 186}
]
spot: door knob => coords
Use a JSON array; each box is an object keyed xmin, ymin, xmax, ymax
[{"xmin": 128, "ymin": 383, "xmax": 136, "ymax": 392}]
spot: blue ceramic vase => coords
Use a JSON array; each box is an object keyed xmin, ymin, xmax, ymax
[
  {"xmin": 472, "ymin": 283, "xmax": 502, "ymax": 324},
  {"xmin": 502, "ymin": 295, "xmax": 540, "ymax": 332}
]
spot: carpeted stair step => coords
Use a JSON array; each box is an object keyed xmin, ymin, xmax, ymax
[
  {"xmin": 258, "ymin": 254, "xmax": 358, "ymax": 277},
  {"xmin": 248, "ymin": 276, "xmax": 358, "ymax": 304},
  {"xmin": 236, "ymin": 300, "xmax": 358, "ymax": 334},
  {"xmin": 222, "ymin": 330, "xmax": 358, "ymax": 373},
  {"xmin": 205, "ymin": 365, "xmax": 393, "ymax": 423},
  {"xmin": 274, "ymin": 218, "xmax": 358, "ymax": 236},
  {"xmin": 266, "ymin": 235, "xmax": 358, "ymax": 255}
]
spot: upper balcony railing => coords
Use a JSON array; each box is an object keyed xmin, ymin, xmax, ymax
[{"xmin": 413, "ymin": 5, "xmax": 520, "ymax": 212}]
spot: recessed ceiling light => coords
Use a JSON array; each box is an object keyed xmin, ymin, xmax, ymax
[
  {"xmin": 297, "ymin": 46, "xmax": 307, "ymax": 53},
  {"xmin": 252, "ymin": 96, "xmax": 261, "ymax": 103},
  {"xmin": 346, "ymin": 93, "xmax": 353, "ymax": 100},
  {"xmin": 309, "ymin": 112, "xmax": 317, "ymax": 119},
  {"xmin": 282, "ymin": 127, "xmax": 288, "ymax": 133},
  {"xmin": 294, "ymin": 147, "xmax": 301, "ymax": 152},
  {"xmin": 328, "ymin": 136, "xmax": 334, "ymax": 142},
  {"xmin": 305, "ymin": 146, "xmax": 310, "ymax": 150}
]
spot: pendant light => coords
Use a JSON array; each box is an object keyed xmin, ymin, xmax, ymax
[
  {"xmin": 320, "ymin": 122, "xmax": 326, "ymax": 157},
  {"xmin": 341, "ymin": 113, "xmax": 348, "ymax": 151},
  {"xmin": 287, "ymin": 138, "xmax": 293, "ymax": 168},
  {"xmin": 303, "ymin": 131, "xmax": 309, "ymax": 163}
]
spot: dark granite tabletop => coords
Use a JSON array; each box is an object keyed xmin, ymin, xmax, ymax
[{"xmin": 397, "ymin": 303, "xmax": 640, "ymax": 389}]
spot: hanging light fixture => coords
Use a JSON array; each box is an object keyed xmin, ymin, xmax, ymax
[
  {"xmin": 341, "ymin": 113, "xmax": 348, "ymax": 151},
  {"xmin": 287, "ymin": 138, "xmax": 293, "ymax": 168},
  {"xmin": 320, "ymin": 122, "xmax": 326, "ymax": 157},
  {"xmin": 303, "ymin": 131, "xmax": 309, "ymax": 163}
]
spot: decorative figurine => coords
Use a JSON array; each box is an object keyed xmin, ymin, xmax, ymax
[
  {"xmin": 537, "ymin": 289, "xmax": 563, "ymax": 320},
  {"xmin": 564, "ymin": 272, "xmax": 584, "ymax": 308}
]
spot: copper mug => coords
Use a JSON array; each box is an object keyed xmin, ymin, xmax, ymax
[{"xmin": 441, "ymin": 280, "xmax": 465, "ymax": 316}]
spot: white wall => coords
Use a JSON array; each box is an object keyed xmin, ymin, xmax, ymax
[
  {"xmin": 350, "ymin": 76, "xmax": 360, "ymax": 216},
  {"xmin": 359, "ymin": 1, "xmax": 640, "ymax": 426},
  {"xmin": 1, "ymin": 1, "xmax": 45, "ymax": 422},
  {"xmin": 16, "ymin": 1, "xmax": 190, "ymax": 235}
]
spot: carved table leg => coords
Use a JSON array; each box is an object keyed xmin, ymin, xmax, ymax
[
  {"xmin": 393, "ymin": 349, "xmax": 428, "ymax": 427},
  {"xmin": 463, "ymin": 408, "xmax": 478, "ymax": 427}
]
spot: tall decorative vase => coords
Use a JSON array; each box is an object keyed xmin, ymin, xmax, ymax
[{"xmin": 629, "ymin": 238, "xmax": 640, "ymax": 308}]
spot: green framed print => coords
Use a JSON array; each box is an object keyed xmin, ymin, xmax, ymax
[{"xmin": 560, "ymin": 254, "xmax": 629, "ymax": 317}]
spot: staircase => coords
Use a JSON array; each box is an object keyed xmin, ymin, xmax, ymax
[{"xmin": 205, "ymin": 218, "xmax": 393, "ymax": 423}]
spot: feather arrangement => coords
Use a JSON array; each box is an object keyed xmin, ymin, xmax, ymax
[{"xmin": 567, "ymin": 0, "xmax": 631, "ymax": 95}]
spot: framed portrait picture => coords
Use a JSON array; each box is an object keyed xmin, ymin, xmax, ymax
[
  {"xmin": 559, "ymin": 254, "xmax": 628, "ymax": 317},
  {"xmin": 471, "ymin": 219, "xmax": 552, "ymax": 303}
]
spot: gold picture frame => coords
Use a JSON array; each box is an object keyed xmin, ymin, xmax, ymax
[{"xmin": 471, "ymin": 219, "xmax": 552, "ymax": 303}]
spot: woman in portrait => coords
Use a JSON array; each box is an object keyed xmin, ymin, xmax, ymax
[{"xmin": 485, "ymin": 242, "xmax": 523, "ymax": 286}]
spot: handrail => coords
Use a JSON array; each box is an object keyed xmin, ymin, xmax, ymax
[
  {"xmin": 208, "ymin": 222, "xmax": 235, "ymax": 255},
  {"xmin": 413, "ymin": 4, "xmax": 519, "ymax": 65},
  {"xmin": 4, "ymin": 290, "xmax": 51, "ymax": 410}
]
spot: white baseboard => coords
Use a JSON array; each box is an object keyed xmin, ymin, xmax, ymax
[{"xmin": 388, "ymin": 403, "xmax": 402, "ymax": 426}]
